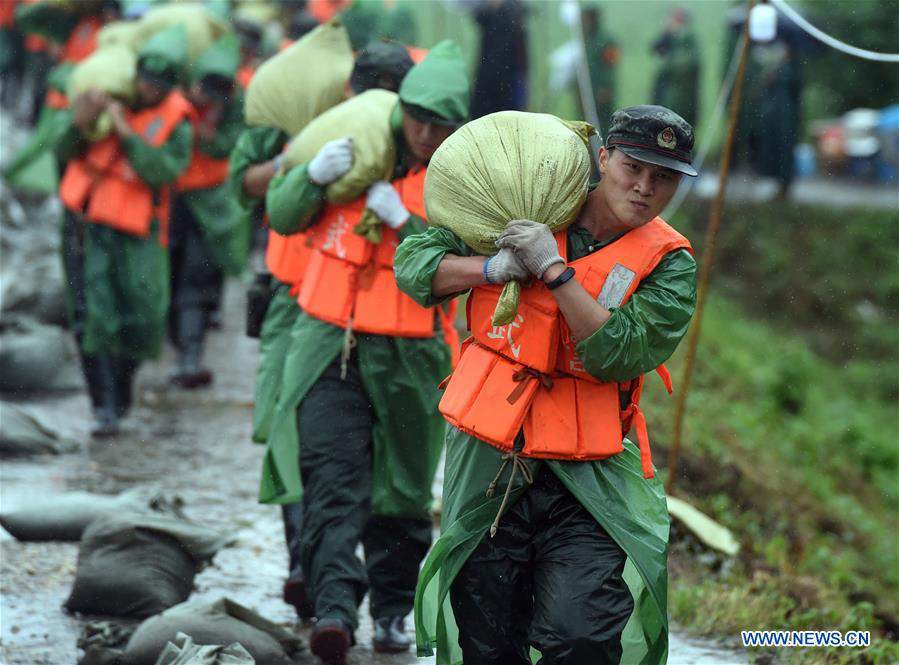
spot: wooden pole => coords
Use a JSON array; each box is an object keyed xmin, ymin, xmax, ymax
[{"xmin": 666, "ymin": 0, "xmax": 755, "ymax": 496}]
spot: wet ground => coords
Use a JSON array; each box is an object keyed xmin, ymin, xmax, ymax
[{"xmin": 0, "ymin": 286, "xmax": 748, "ymax": 665}]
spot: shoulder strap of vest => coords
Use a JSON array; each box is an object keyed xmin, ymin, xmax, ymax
[{"xmin": 127, "ymin": 90, "xmax": 197, "ymax": 148}]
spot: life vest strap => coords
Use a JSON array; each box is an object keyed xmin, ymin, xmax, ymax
[
  {"xmin": 507, "ymin": 367, "xmax": 554, "ymax": 405},
  {"xmin": 630, "ymin": 405, "xmax": 655, "ymax": 479},
  {"xmin": 655, "ymin": 364, "xmax": 674, "ymax": 394}
]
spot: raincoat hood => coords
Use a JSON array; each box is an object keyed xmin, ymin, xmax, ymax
[
  {"xmin": 192, "ymin": 34, "xmax": 240, "ymax": 83},
  {"xmin": 137, "ymin": 24, "xmax": 188, "ymax": 84},
  {"xmin": 398, "ymin": 39, "xmax": 470, "ymax": 125}
]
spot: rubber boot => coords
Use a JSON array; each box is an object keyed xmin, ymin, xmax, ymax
[
  {"xmin": 78, "ymin": 351, "xmax": 105, "ymax": 411},
  {"xmin": 113, "ymin": 356, "xmax": 139, "ymax": 418},
  {"xmin": 373, "ymin": 616, "xmax": 411, "ymax": 654},
  {"xmin": 171, "ymin": 307, "xmax": 212, "ymax": 389},
  {"xmin": 282, "ymin": 503, "xmax": 314, "ymax": 619},
  {"xmin": 90, "ymin": 354, "xmax": 120, "ymax": 438}
]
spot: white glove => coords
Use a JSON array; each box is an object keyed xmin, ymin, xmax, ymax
[
  {"xmin": 484, "ymin": 248, "xmax": 529, "ymax": 284},
  {"xmin": 365, "ymin": 181, "xmax": 410, "ymax": 229},
  {"xmin": 308, "ymin": 137, "xmax": 354, "ymax": 185},
  {"xmin": 496, "ymin": 219, "xmax": 564, "ymax": 279}
]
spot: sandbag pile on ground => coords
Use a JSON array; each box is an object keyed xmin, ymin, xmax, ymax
[
  {"xmin": 154, "ymin": 632, "xmax": 254, "ymax": 665},
  {"xmin": 0, "ymin": 401, "xmax": 79, "ymax": 457},
  {"xmin": 0, "ymin": 489, "xmax": 150, "ymax": 541},
  {"xmin": 244, "ymin": 19, "xmax": 352, "ymax": 135},
  {"xmin": 65, "ymin": 514, "xmax": 232, "ymax": 618},
  {"xmin": 424, "ymin": 111, "xmax": 595, "ymax": 325},
  {"xmin": 124, "ymin": 598, "xmax": 302, "ymax": 665},
  {"xmin": 283, "ymin": 88, "xmax": 398, "ymax": 207},
  {"xmin": 0, "ymin": 317, "xmax": 83, "ymax": 393}
]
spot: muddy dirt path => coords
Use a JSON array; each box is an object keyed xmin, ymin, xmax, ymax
[{"xmin": 0, "ymin": 282, "xmax": 746, "ymax": 665}]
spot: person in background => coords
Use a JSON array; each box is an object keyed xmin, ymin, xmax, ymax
[
  {"xmin": 259, "ymin": 41, "xmax": 468, "ymax": 665},
  {"xmin": 168, "ymin": 36, "xmax": 246, "ymax": 388},
  {"xmin": 56, "ymin": 25, "xmax": 194, "ymax": 437},
  {"xmin": 470, "ymin": 0, "xmax": 528, "ymax": 118},
  {"xmin": 395, "ymin": 106, "xmax": 698, "ymax": 665},
  {"xmin": 651, "ymin": 6, "xmax": 700, "ymax": 127},
  {"xmin": 580, "ymin": 2, "xmax": 618, "ymax": 128},
  {"xmin": 231, "ymin": 40, "xmax": 415, "ymax": 626}
]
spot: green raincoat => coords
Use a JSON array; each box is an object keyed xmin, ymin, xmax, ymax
[
  {"xmin": 56, "ymin": 25, "xmax": 193, "ymax": 361},
  {"xmin": 178, "ymin": 35, "xmax": 248, "ymax": 276},
  {"xmin": 3, "ymin": 63, "xmax": 74, "ymax": 194},
  {"xmin": 392, "ymin": 224, "xmax": 697, "ymax": 664},
  {"xmin": 228, "ymin": 124, "xmax": 291, "ymax": 443},
  {"xmin": 651, "ymin": 29, "xmax": 700, "ymax": 128},
  {"xmin": 258, "ymin": 41, "xmax": 471, "ymax": 519}
]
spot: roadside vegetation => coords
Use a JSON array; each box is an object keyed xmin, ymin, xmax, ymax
[{"xmin": 645, "ymin": 201, "xmax": 899, "ymax": 663}]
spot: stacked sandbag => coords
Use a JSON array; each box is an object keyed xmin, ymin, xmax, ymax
[
  {"xmin": 283, "ymin": 88, "xmax": 398, "ymax": 205},
  {"xmin": 0, "ymin": 490, "xmax": 147, "ymax": 541},
  {"xmin": 65, "ymin": 514, "xmax": 232, "ymax": 618},
  {"xmin": 424, "ymin": 111, "xmax": 595, "ymax": 325},
  {"xmin": 244, "ymin": 18, "xmax": 353, "ymax": 135},
  {"xmin": 0, "ymin": 401, "xmax": 79, "ymax": 457},
  {"xmin": 124, "ymin": 598, "xmax": 302, "ymax": 665},
  {"xmin": 0, "ymin": 317, "xmax": 83, "ymax": 393},
  {"xmin": 136, "ymin": 3, "xmax": 229, "ymax": 62}
]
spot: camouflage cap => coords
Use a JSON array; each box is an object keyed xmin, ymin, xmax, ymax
[{"xmin": 606, "ymin": 105, "xmax": 697, "ymax": 176}]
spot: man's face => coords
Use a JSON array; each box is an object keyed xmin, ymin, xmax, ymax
[
  {"xmin": 136, "ymin": 77, "xmax": 169, "ymax": 107},
  {"xmin": 402, "ymin": 112, "xmax": 455, "ymax": 164},
  {"xmin": 598, "ymin": 147, "xmax": 682, "ymax": 228}
]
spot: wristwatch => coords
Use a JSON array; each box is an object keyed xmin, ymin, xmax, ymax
[{"xmin": 545, "ymin": 266, "xmax": 575, "ymax": 290}]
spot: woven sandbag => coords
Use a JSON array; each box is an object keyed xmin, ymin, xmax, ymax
[
  {"xmin": 136, "ymin": 3, "xmax": 228, "ymax": 62},
  {"xmin": 67, "ymin": 44, "xmax": 137, "ymax": 140},
  {"xmin": 283, "ymin": 89, "xmax": 397, "ymax": 236},
  {"xmin": 244, "ymin": 19, "xmax": 353, "ymax": 136},
  {"xmin": 424, "ymin": 111, "xmax": 595, "ymax": 325},
  {"xmin": 96, "ymin": 20, "xmax": 142, "ymax": 51}
]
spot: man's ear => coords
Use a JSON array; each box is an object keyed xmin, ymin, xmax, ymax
[{"xmin": 598, "ymin": 146, "xmax": 609, "ymax": 175}]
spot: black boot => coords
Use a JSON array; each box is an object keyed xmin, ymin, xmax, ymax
[
  {"xmin": 113, "ymin": 356, "xmax": 139, "ymax": 418},
  {"xmin": 90, "ymin": 354, "xmax": 120, "ymax": 438},
  {"xmin": 171, "ymin": 307, "xmax": 212, "ymax": 389},
  {"xmin": 310, "ymin": 618, "xmax": 351, "ymax": 665},
  {"xmin": 372, "ymin": 616, "xmax": 411, "ymax": 654},
  {"xmin": 282, "ymin": 503, "xmax": 314, "ymax": 619},
  {"xmin": 78, "ymin": 352, "xmax": 105, "ymax": 411}
]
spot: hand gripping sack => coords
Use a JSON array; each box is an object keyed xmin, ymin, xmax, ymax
[
  {"xmin": 136, "ymin": 3, "xmax": 229, "ymax": 62},
  {"xmin": 283, "ymin": 88, "xmax": 397, "ymax": 230},
  {"xmin": 67, "ymin": 44, "xmax": 137, "ymax": 140},
  {"xmin": 424, "ymin": 111, "xmax": 595, "ymax": 325},
  {"xmin": 244, "ymin": 19, "xmax": 353, "ymax": 136}
]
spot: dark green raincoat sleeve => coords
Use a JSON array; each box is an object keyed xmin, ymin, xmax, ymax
[
  {"xmin": 227, "ymin": 125, "xmax": 288, "ymax": 212},
  {"xmin": 577, "ymin": 248, "xmax": 696, "ymax": 382},
  {"xmin": 121, "ymin": 121, "xmax": 193, "ymax": 189},
  {"xmin": 14, "ymin": 1, "xmax": 76, "ymax": 44},
  {"xmin": 394, "ymin": 225, "xmax": 474, "ymax": 308},
  {"xmin": 54, "ymin": 122, "xmax": 87, "ymax": 163},
  {"xmin": 265, "ymin": 163, "xmax": 326, "ymax": 235},
  {"xmin": 197, "ymin": 95, "xmax": 245, "ymax": 158}
]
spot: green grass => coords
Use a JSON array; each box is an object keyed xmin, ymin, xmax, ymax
[{"xmin": 638, "ymin": 201, "xmax": 899, "ymax": 662}]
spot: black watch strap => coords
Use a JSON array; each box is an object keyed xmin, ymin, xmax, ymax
[{"xmin": 546, "ymin": 266, "xmax": 576, "ymax": 290}]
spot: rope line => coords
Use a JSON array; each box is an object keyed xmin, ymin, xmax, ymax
[{"xmin": 771, "ymin": 0, "xmax": 899, "ymax": 63}]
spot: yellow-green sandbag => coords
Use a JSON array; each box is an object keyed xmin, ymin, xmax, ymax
[
  {"xmin": 97, "ymin": 21, "xmax": 142, "ymax": 51},
  {"xmin": 283, "ymin": 89, "xmax": 398, "ymax": 215},
  {"xmin": 244, "ymin": 19, "xmax": 353, "ymax": 136},
  {"xmin": 67, "ymin": 44, "xmax": 137, "ymax": 141},
  {"xmin": 424, "ymin": 111, "xmax": 595, "ymax": 326},
  {"xmin": 136, "ymin": 3, "xmax": 229, "ymax": 62}
]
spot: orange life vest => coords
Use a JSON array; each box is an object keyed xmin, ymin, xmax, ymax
[
  {"xmin": 59, "ymin": 90, "xmax": 195, "ymax": 242},
  {"xmin": 308, "ymin": 0, "xmax": 350, "ymax": 24},
  {"xmin": 59, "ymin": 16, "xmax": 100, "ymax": 63},
  {"xmin": 265, "ymin": 228, "xmax": 313, "ymax": 296},
  {"xmin": 439, "ymin": 218, "xmax": 692, "ymax": 478},
  {"xmin": 45, "ymin": 88, "xmax": 69, "ymax": 110},
  {"xmin": 236, "ymin": 64, "xmax": 255, "ymax": 90},
  {"xmin": 0, "ymin": 1, "xmax": 17, "ymax": 28},
  {"xmin": 176, "ymin": 148, "xmax": 230, "ymax": 191},
  {"xmin": 297, "ymin": 168, "xmax": 438, "ymax": 338}
]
